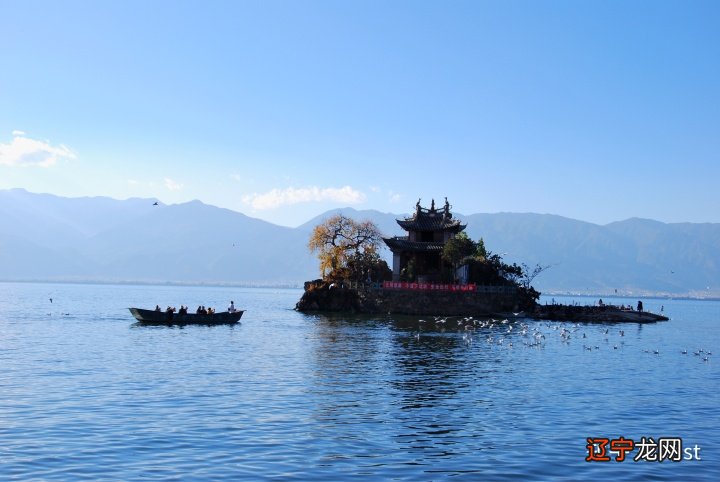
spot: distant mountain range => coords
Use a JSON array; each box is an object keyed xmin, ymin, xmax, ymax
[{"xmin": 1, "ymin": 189, "xmax": 718, "ymax": 297}]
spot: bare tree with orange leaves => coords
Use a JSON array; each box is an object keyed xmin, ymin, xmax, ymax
[{"xmin": 308, "ymin": 214, "xmax": 383, "ymax": 280}]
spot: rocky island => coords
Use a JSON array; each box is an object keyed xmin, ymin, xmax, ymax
[
  {"xmin": 296, "ymin": 198, "xmax": 540, "ymax": 316},
  {"xmin": 295, "ymin": 198, "xmax": 669, "ymax": 323}
]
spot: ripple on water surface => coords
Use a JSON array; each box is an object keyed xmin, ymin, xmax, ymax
[{"xmin": 0, "ymin": 285, "xmax": 718, "ymax": 480}]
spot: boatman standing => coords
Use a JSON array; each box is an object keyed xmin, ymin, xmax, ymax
[{"xmin": 228, "ymin": 301, "xmax": 237, "ymax": 313}]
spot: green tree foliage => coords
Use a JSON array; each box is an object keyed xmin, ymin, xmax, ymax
[
  {"xmin": 442, "ymin": 232, "xmax": 477, "ymax": 271},
  {"xmin": 347, "ymin": 251, "xmax": 392, "ymax": 283},
  {"xmin": 441, "ymin": 233, "xmax": 549, "ymax": 302},
  {"xmin": 468, "ymin": 251, "xmax": 548, "ymax": 301},
  {"xmin": 308, "ymin": 214, "xmax": 385, "ymax": 281},
  {"xmin": 476, "ymin": 237, "xmax": 487, "ymax": 259}
]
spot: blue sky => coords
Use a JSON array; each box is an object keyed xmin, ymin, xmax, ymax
[{"xmin": 1, "ymin": 0, "xmax": 718, "ymax": 227}]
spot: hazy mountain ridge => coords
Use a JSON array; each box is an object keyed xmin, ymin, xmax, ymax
[{"xmin": 1, "ymin": 189, "xmax": 718, "ymax": 296}]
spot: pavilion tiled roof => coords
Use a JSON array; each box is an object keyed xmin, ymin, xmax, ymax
[
  {"xmin": 383, "ymin": 237, "xmax": 445, "ymax": 253},
  {"xmin": 397, "ymin": 214, "xmax": 466, "ymax": 233}
]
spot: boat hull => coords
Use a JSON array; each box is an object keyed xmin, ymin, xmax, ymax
[{"xmin": 129, "ymin": 307, "xmax": 244, "ymax": 325}]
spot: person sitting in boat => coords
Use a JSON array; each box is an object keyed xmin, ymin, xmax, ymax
[
  {"xmin": 228, "ymin": 301, "xmax": 237, "ymax": 313},
  {"xmin": 178, "ymin": 305, "xmax": 187, "ymax": 315},
  {"xmin": 196, "ymin": 305, "xmax": 203, "ymax": 314},
  {"xmin": 207, "ymin": 307, "xmax": 215, "ymax": 314},
  {"xmin": 155, "ymin": 305, "xmax": 161, "ymax": 312}
]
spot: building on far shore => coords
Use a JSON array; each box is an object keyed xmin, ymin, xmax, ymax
[{"xmin": 383, "ymin": 198, "xmax": 466, "ymax": 282}]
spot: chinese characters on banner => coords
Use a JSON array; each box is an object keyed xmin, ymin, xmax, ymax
[{"xmin": 382, "ymin": 281, "xmax": 476, "ymax": 292}]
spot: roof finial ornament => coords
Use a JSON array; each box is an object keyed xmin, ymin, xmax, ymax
[
  {"xmin": 444, "ymin": 197, "xmax": 450, "ymax": 216},
  {"xmin": 416, "ymin": 198, "xmax": 421, "ymax": 214},
  {"xmin": 430, "ymin": 198, "xmax": 435, "ymax": 212}
]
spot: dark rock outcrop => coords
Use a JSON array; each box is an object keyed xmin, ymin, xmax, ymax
[
  {"xmin": 295, "ymin": 280, "xmax": 530, "ymax": 316},
  {"xmin": 532, "ymin": 304, "xmax": 669, "ymax": 323},
  {"xmin": 295, "ymin": 281, "xmax": 668, "ymax": 323},
  {"xmin": 295, "ymin": 280, "xmax": 365, "ymax": 312}
]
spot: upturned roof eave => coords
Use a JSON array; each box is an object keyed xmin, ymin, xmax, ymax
[
  {"xmin": 382, "ymin": 237, "xmax": 445, "ymax": 253},
  {"xmin": 396, "ymin": 218, "xmax": 466, "ymax": 232}
]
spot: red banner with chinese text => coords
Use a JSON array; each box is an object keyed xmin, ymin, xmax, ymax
[{"xmin": 382, "ymin": 281, "xmax": 476, "ymax": 292}]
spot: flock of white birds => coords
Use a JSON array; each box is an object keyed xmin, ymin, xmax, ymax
[{"xmin": 409, "ymin": 316, "xmax": 712, "ymax": 363}]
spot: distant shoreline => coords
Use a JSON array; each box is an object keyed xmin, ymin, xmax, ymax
[
  {"xmin": 541, "ymin": 290, "xmax": 720, "ymax": 302},
  {"xmin": 0, "ymin": 278, "xmax": 304, "ymax": 290},
  {"xmin": 0, "ymin": 278, "xmax": 718, "ymax": 301},
  {"xmin": 541, "ymin": 292, "xmax": 720, "ymax": 302}
]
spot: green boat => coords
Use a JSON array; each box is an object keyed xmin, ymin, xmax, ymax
[{"xmin": 129, "ymin": 307, "xmax": 244, "ymax": 325}]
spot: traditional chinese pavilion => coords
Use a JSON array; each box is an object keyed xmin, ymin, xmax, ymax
[{"xmin": 383, "ymin": 198, "xmax": 466, "ymax": 282}]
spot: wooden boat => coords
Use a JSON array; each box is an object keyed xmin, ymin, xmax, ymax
[{"xmin": 129, "ymin": 307, "xmax": 244, "ymax": 325}]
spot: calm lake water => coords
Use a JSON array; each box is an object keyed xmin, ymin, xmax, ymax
[{"xmin": 0, "ymin": 282, "xmax": 718, "ymax": 480}]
